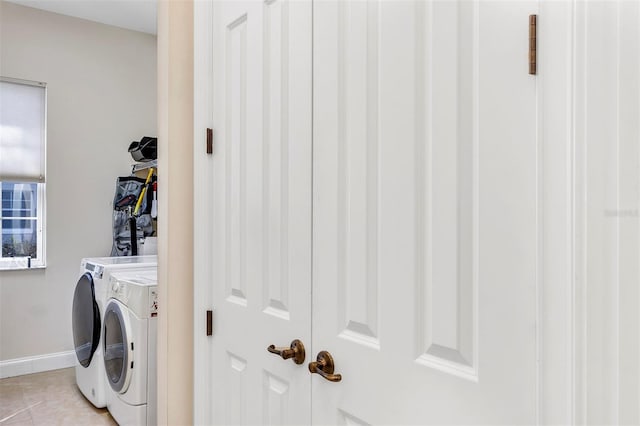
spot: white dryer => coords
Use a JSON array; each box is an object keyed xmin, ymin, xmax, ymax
[
  {"xmin": 72, "ymin": 256, "xmax": 157, "ymax": 408},
  {"xmin": 104, "ymin": 270, "xmax": 158, "ymax": 426}
]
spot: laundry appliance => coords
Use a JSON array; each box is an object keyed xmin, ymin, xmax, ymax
[
  {"xmin": 72, "ymin": 256, "xmax": 157, "ymax": 408},
  {"xmin": 104, "ymin": 270, "xmax": 158, "ymax": 426}
]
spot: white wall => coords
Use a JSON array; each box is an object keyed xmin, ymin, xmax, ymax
[{"xmin": 0, "ymin": 1, "xmax": 157, "ymax": 363}]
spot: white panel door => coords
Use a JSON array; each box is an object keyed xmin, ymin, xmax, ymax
[
  {"xmin": 312, "ymin": 1, "xmax": 539, "ymax": 423},
  {"xmin": 207, "ymin": 1, "xmax": 312, "ymax": 424}
]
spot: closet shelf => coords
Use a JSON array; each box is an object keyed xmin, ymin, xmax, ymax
[{"xmin": 131, "ymin": 159, "xmax": 157, "ymax": 173}]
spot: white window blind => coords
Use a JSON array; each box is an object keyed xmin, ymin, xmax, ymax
[{"xmin": 0, "ymin": 78, "xmax": 46, "ymax": 183}]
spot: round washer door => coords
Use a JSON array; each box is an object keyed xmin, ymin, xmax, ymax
[
  {"xmin": 72, "ymin": 272, "xmax": 101, "ymax": 368},
  {"xmin": 103, "ymin": 300, "xmax": 132, "ymax": 393}
]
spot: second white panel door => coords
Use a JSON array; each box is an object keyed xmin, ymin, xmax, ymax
[{"xmin": 312, "ymin": 0, "xmax": 539, "ymax": 423}]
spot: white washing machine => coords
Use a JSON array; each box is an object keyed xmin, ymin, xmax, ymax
[
  {"xmin": 104, "ymin": 270, "xmax": 158, "ymax": 426},
  {"xmin": 72, "ymin": 256, "xmax": 157, "ymax": 408}
]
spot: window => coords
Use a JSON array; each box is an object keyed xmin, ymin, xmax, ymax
[{"xmin": 0, "ymin": 77, "xmax": 46, "ymax": 269}]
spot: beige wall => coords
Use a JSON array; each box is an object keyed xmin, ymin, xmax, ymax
[
  {"xmin": 0, "ymin": 2, "xmax": 157, "ymax": 360},
  {"xmin": 156, "ymin": 0, "xmax": 193, "ymax": 424}
]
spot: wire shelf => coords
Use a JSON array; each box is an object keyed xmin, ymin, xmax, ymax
[{"xmin": 131, "ymin": 159, "xmax": 157, "ymax": 173}]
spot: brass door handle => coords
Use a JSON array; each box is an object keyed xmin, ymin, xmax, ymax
[
  {"xmin": 267, "ymin": 339, "xmax": 306, "ymax": 365},
  {"xmin": 308, "ymin": 350, "xmax": 342, "ymax": 382}
]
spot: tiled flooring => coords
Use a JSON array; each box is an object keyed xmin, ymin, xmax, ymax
[{"xmin": 0, "ymin": 368, "xmax": 116, "ymax": 425}]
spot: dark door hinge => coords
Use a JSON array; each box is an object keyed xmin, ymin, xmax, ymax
[
  {"xmin": 529, "ymin": 14, "xmax": 537, "ymax": 75},
  {"xmin": 206, "ymin": 310, "xmax": 213, "ymax": 336},
  {"xmin": 206, "ymin": 128, "xmax": 213, "ymax": 155}
]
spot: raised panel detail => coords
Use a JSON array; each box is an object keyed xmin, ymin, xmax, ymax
[
  {"xmin": 414, "ymin": 0, "xmax": 478, "ymax": 380},
  {"xmin": 339, "ymin": 410, "xmax": 370, "ymax": 426},
  {"xmin": 262, "ymin": 0, "xmax": 291, "ymax": 321},
  {"xmin": 226, "ymin": 14, "xmax": 248, "ymax": 307},
  {"xmin": 336, "ymin": 0, "xmax": 381, "ymax": 350},
  {"xmin": 262, "ymin": 371, "xmax": 290, "ymax": 425},
  {"xmin": 227, "ymin": 353, "xmax": 247, "ymax": 424}
]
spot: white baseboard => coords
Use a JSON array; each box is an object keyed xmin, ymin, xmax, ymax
[{"xmin": 0, "ymin": 350, "xmax": 76, "ymax": 379}]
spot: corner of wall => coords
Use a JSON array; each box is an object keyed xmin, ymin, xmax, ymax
[{"xmin": 156, "ymin": 1, "xmax": 194, "ymax": 425}]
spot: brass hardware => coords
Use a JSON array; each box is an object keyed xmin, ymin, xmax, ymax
[
  {"xmin": 308, "ymin": 350, "xmax": 342, "ymax": 382},
  {"xmin": 529, "ymin": 14, "xmax": 537, "ymax": 75},
  {"xmin": 267, "ymin": 339, "xmax": 306, "ymax": 365},
  {"xmin": 206, "ymin": 128, "xmax": 213, "ymax": 154},
  {"xmin": 206, "ymin": 310, "xmax": 213, "ymax": 336}
]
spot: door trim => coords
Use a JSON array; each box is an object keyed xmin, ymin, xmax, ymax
[
  {"xmin": 538, "ymin": 2, "xmax": 640, "ymax": 423},
  {"xmin": 193, "ymin": 0, "xmax": 214, "ymax": 424},
  {"xmin": 568, "ymin": 2, "xmax": 640, "ymax": 424},
  {"xmin": 536, "ymin": 2, "xmax": 575, "ymax": 424}
]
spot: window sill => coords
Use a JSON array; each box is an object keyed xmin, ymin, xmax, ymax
[{"xmin": 0, "ymin": 264, "xmax": 46, "ymax": 272}]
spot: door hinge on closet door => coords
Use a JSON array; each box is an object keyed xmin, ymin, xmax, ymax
[
  {"xmin": 206, "ymin": 310, "xmax": 213, "ymax": 336},
  {"xmin": 206, "ymin": 128, "xmax": 213, "ymax": 154},
  {"xmin": 529, "ymin": 15, "xmax": 537, "ymax": 75}
]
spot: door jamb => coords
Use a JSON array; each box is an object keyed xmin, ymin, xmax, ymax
[
  {"xmin": 537, "ymin": 2, "xmax": 576, "ymax": 424},
  {"xmin": 193, "ymin": 0, "xmax": 215, "ymax": 424}
]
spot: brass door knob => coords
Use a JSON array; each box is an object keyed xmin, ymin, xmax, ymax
[
  {"xmin": 308, "ymin": 350, "xmax": 342, "ymax": 382},
  {"xmin": 267, "ymin": 339, "xmax": 306, "ymax": 365}
]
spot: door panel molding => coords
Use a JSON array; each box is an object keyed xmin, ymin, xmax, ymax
[
  {"xmin": 413, "ymin": 0, "xmax": 479, "ymax": 381},
  {"xmin": 263, "ymin": 0, "xmax": 292, "ymax": 320},
  {"xmin": 334, "ymin": 0, "xmax": 381, "ymax": 351}
]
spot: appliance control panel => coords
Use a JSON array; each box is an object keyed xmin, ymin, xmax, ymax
[
  {"xmin": 108, "ymin": 274, "xmax": 157, "ymax": 318},
  {"xmin": 86, "ymin": 263, "xmax": 104, "ymax": 279}
]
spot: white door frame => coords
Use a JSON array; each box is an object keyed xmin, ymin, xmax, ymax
[
  {"xmin": 536, "ymin": 2, "xmax": 574, "ymax": 424},
  {"xmin": 193, "ymin": 0, "xmax": 214, "ymax": 423},
  {"xmin": 569, "ymin": 2, "xmax": 640, "ymax": 424},
  {"xmin": 537, "ymin": 1, "xmax": 640, "ymax": 424},
  {"xmin": 193, "ymin": 1, "xmax": 638, "ymax": 424}
]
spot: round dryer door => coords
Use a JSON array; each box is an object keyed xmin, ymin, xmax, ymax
[
  {"xmin": 72, "ymin": 273, "xmax": 101, "ymax": 368},
  {"xmin": 103, "ymin": 300, "xmax": 131, "ymax": 393}
]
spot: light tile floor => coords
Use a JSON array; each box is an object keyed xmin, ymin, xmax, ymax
[{"xmin": 0, "ymin": 368, "xmax": 116, "ymax": 425}]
